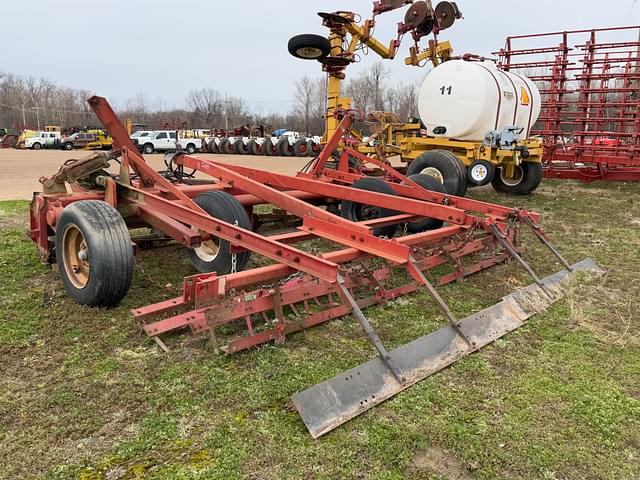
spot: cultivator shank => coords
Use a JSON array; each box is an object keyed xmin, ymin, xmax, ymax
[{"xmin": 29, "ymin": 97, "xmax": 602, "ymax": 437}]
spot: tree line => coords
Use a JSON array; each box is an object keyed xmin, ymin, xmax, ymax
[{"xmin": 0, "ymin": 63, "xmax": 421, "ymax": 136}]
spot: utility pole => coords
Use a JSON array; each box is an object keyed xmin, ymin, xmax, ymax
[
  {"xmin": 21, "ymin": 104, "xmax": 26, "ymax": 127},
  {"xmin": 34, "ymin": 106, "xmax": 41, "ymax": 130}
]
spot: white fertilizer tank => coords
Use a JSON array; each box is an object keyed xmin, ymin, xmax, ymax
[{"xmin": 418, "ymin": 59, "xmax": 541, "ymax": 142}]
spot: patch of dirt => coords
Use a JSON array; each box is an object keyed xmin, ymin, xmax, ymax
[{"xmin": 410, "ymin": 446, "xmax": 474, "ymax": 479}]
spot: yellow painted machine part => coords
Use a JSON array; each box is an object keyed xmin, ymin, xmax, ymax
[{"xmin": 318, "ymin": 15, "xmax": 543, "ymax": 178}]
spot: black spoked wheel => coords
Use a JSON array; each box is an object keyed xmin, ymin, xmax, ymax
[
  {"xmin": 405, "ymin": 174, "xmax": 446, "ymax": 233},
  {"xmin": 491, "ymin": 161, "xmax": 543, "ymax": 195},
  {"xmin": 340, "ymin": 177, "xmax": 399, "ymax": 237},
  {"xmin": 189, "ymin": 191, "xmax": 252, "ymax": 274},
  {"xmin": 55, "ymin": 200, "xmax": 134, "ymax": 306},
  {"xmin": 406, "ymin": 149, "xmax": 467, "ymax": 197},
  {"xmin": 288, "ymin": 34, "xmax": 331, "ymax": 60}
]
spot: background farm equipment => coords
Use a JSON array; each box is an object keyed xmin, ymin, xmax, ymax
[
  {"xmin": 28, "ymin": 96, "xmax": 600, "ymax": 437},
  {"xmin": 206, "ymin": 131, "xmax": 322, "ymax": 157},
  {"xmin": 288, "ymin": 1, "xmax": 545, "ymax": 195},
  {"xmin": 497, "ymin": 26, "xmax": 640, "ymax": 182}
]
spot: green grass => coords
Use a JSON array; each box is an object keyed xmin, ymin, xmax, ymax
[{"xmin": 0, "ymin": 180, "xmax": 638, "ymax": 479}]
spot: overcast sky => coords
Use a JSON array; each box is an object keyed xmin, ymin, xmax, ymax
[{"xmin": 3, "ymin": 0, "xmax": 639, "ymax": 113}]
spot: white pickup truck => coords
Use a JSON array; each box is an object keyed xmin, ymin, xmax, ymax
[
  {"xmin": 136, "ymin": 131, "xmax": 202, "ymax": 154},
  {"xmin": 25, "ymin": 131, "xmax": 62, "ymax": 150}
]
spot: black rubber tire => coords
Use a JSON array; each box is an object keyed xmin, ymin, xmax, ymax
[
  {"xmin": 491, "ymin": 162, "xmax": 543, "ymax": 195},
  {"xmin": 262, "ymin": 139, "xmax": 275, "ymax": 156},
  {"xmin": 185, "ymin": 143, "xmax": 197, "ymax": 154},
  {"xmin": 325, "ymin": 155, "xmax": 358, "ymax": 171},
  {"xmin": 218, "ymin": 139, "xmax": 232, "ymax": 154},
  {"xmin": 467, "ymin": 159, "xmax": 494, "ymax": 187},
  {"xmin": 55, "ymin": 200, "xmax": 134, "ymax": 307},
  {"xmin": 208, "ymin": 140, "xmax": 219, "ymax": 153},
  {"xmin": 143, "ymin": 143, "xmax": 154, "ymax": 154},
  {"xmin": 341, "ymin": 177, "xmax": 399, "ymax": 237},
  {"xmin": 288, "ymin": 34, "xmax": 331, "ymax": 60},
  {"xmin": 233, "ymin": 139, "xmax": 247, "ymax": 155},
  {"xmin": 63, "ymin": 142, "xmax": 74, "ymax": 151},
  {"xmin": 32, "ymin": 142, "xmax": 42, "ymax": 150},
  {"xmin": 278, "ymin": 138, "xmax": 293, "ymax": 156},
  {"xmin": 406, "ymin": 150, "xmax": 467, "ymax": 197},
  {"xmin": 306, "ymin": 140, "xmax": 315, "ymax": 156},
  {"xmin": 189, "ymin": 191, "xmax": 252, "ymax": 274},
  {"xmin": 293, "ymin": 139, "xmax": 309, "ymax": 157},
  {"xmin": 406, "ymin": 174, "xmax": 445, "ymax": 233},
  {"xmin": 247, "ymin": 140, "xmax": 259, "ymax": 155}
]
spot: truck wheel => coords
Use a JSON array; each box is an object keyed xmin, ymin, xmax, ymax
[
  {"xmin": 63, "ymin": 142, "xmax": 74, "ymax": 151},
  {"xmin": 32, "ymin": 142, "xmax": 42, "ymax": 150},
  {"xmin": 143, "ymin": 143, "xmax": 154, "ymax": 154},
  {"xmin": 293, "ymin": 139, "xmax": 309, "ymax": 157},
  {"xmin": 341, "ymin": 177, "xmax": 399, "ymax": 237},
  {"xmin": 233, "ymin": 139, "xmax": 247, "ymax": 155},
  {"xmin": 208, "ymin": 140, "xmax": 219, "ymax": 153},
  {"xmin": 406, "ymin": 150, "xmax": 467, "ymax": 197},
  {"xmin": 218, "ymin": 139, "xmax": 232, "ymax": 154},
  {"xmin": 405, "ymin": 174, "xmax": 445, "ymax": 233},
  {"xmin": 185, "ymin": 143, "xmax": 197, "ymax": 154},
  {"xmin": 55, "ymin": 200, "xmax": 134, "ymax": 306},
  {"xmin": 491, "ymin": 162, "xmax": 543, "ymax": 195},
  {"xmin": 189, "ymin": 191, "xmax": 252, "ymax": 274},
  {"xmin": 288, "ymin": 34, "xmax": 331, "ymax": 60}
]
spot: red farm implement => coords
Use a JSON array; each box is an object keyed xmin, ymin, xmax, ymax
[
  {"xmin": 29, "ymin": 96, "xmax": 601, "ymax": 437},
  {"xmin": 497, "ymin": 26, "xmax": 640, "ymax": 182}
]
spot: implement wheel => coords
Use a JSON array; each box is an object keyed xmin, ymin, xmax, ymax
[
  {"xmin": 288, "ymin": 34, "xmax": 331, "ymax": 60},
  {"xmin": 340, "ymin": 177, "xmax": 399, "ymax": 237},
  {"xmin": 208, "ymin": 140, "xmax": 219, "ymax": 153},
  {"xmin": 189, "ymin": 191, "xmax": 252, "ymax": 274},
  {"xmin": 263, "ymin": 139, "xmax": 275, "ymax": 156},
  {"xmin": 407, "ymin": 150, "xmax": 467, "ymax": 197},
  {"xmin": 233, "ymin": 139, "xmax": 247, "ymax": 154},
  {"xmin": 247, "ymin": 140, "xmax": 261, "ymax": 155},
  {"xmin": 293, "ymin": 139, "xmax": 309, "ymax": 157},
  {"xmin": 278, "ymin": 138, "xmax": 293, "ymax": 156},
  {"xmin": 491, "ymin": 162, "xmax": 542, "ymax": 195},
  {"xmin": 218, "ymin": 139, "xmax": 232, "ymax": 154},
  {"xmin": 406, "ymin": 174, "xmax": 445, "ymax": 233},
  {"xmin": 55, "ymin": 200, "xmax": 134, "ymax": 306}
]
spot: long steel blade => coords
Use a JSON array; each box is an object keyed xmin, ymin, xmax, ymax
[{"xmin": 292, "ymin": 258, "xmax": 603, "ymax": 439}]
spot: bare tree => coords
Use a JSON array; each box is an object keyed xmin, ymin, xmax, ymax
[
  {"xmin": 186, "ymin": 88, "xmax": 223, "ymax": 125},
  {"xmin": 294, "ymin": 76, "xmax": 315, "ymax": 135}
]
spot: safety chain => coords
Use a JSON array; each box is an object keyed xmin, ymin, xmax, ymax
[{"xmin": 231, "ymin": 220, "xmax": 238, "ymax": 274}]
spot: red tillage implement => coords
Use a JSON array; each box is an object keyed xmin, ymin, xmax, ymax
[
  {"xmin": 29, "ymin": 97, "xmax": 601, "ymax": 437},
  {"xmin": 497, "ymin": 26, "xmax": 640, "ymax": 182}
]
